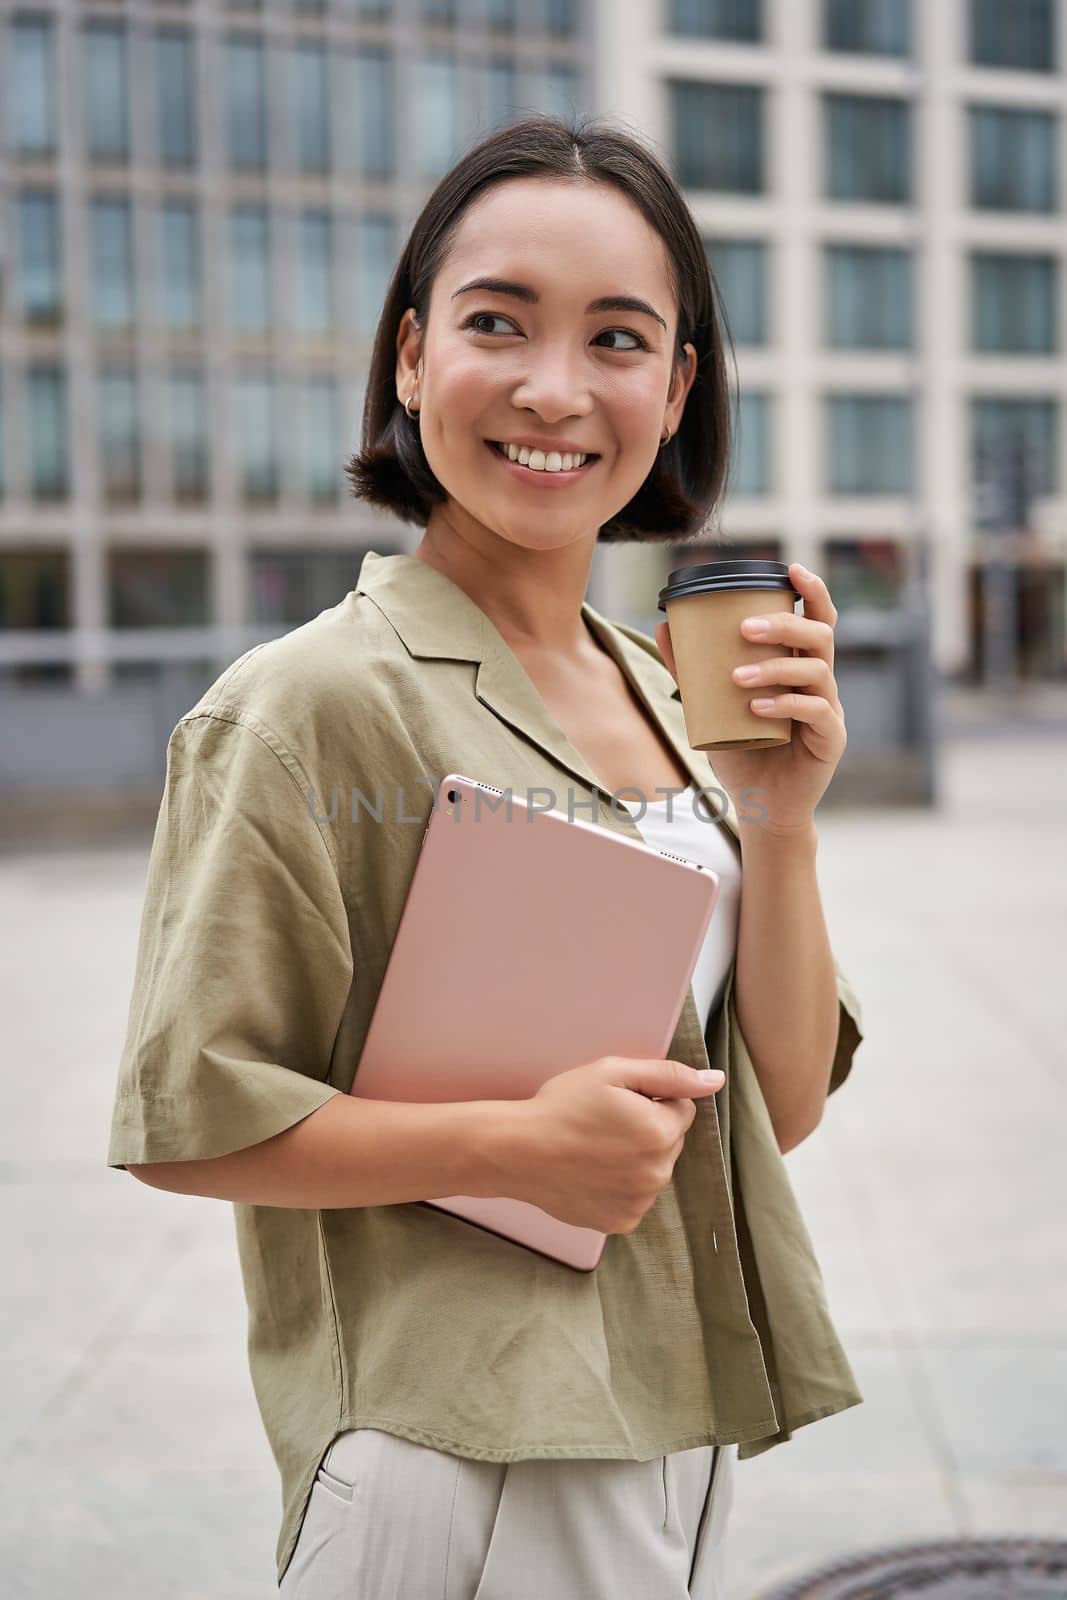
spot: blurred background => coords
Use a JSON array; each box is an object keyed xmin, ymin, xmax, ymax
[{"xmin": 1, "ymin": 1, "xmax": 1065, "ymax": 1596}]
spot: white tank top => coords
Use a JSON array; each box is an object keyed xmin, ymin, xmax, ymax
[{"xmin": 621, "ymin": 785, "xmax": 742, "ymax": 1028}]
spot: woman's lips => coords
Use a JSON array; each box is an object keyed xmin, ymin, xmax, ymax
[{"xmin": 484, "ymin": 440, "xmax": 599, "ymax": 482}]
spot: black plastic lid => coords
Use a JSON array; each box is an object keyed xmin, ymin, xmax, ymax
[{"xmin": 658, "ymin": 558, "xmax": 798, "ymax": 611}]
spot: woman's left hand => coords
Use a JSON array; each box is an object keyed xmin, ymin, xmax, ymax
[{"xmin": 655, "ymin": 564, "xmax": 848, "ymax": 838}]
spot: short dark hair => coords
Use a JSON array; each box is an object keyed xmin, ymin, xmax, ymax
[{"xmin": 344, "ymin": 112, "xmax": 736, "ymax": 543}]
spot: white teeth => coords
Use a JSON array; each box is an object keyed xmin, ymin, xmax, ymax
[{"xmin": 501, "ymin": 442, "xmax": 587, "ymax": 471}]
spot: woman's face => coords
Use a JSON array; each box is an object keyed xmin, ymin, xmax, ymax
[{"xmin": 395, "ymin": 176, "xmax": 697, "ymax": 555}]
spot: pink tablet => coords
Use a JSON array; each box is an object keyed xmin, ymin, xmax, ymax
[{"xmin": 349, "ymin": 774, "xmax": 720, "ymax": 1271}]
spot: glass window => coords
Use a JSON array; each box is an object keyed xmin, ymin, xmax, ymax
[
  {"xmin": 226, "ymin": 35, "xmax": 268, "ymax": 169},
  {"xmin": 249, "ymin": 547, "xmax": 361, "ymax": 626},
  {"xmin": 539, "ymin": 66, "xmax": 580, "ymax": 122},
  {"xmin": 824, "ymin": 245, "xmax": 913, "ymax": 349},
  {"xmin": 421, "ymin": 0, "xmax": 457, "ymax": 20},
  {"xmin": 98, "ymin": 368, "xmax": 141, "ymax": 504},
  {"xmin": 157, "ymin": 30, "xmax": 197, "ymax": 167},
  {"xmin": 705, "ymin": 238, "xmax": 766, "ymax": 345},
  {"xmin": 17, "ymin": 190, "xmax": 63, "ymax": 328},
  {"xmin": 0, "ymin": 550, "xmax": 70, "ymax": 630},
  {"xmin": 109, "ymin": 548, "xmax": 209, "ymax": 628},
  {"xmin": 545, "ymin": 0, "xmax": 579, "ymax": 34},
  {"xmin": 293, "ymin": 43, "xmax": 330, "ymax": 173},
  {"xmin": 90, "ymin": 198, "xmax": 135, "ymax": 330},
  {"xmin": 416, "ymin": 55, "xmax": 460, "ymax": 179},
  {"xmin": 971, "ymin": 397, "xmax": 1059, "ymax": 498},
  {"xmin": 823, "ymin": 537, "xmax": 905, "ymax": 609},
  {"xmin": 486, "ymin": 0, "xmax": 516, "ymax": 28},
  {"xmin": 301, "ymin": 377, "xmax": 341, "ymax": 503},
  {"xmin": 483, "ymin": 59, "xmax": 516, "ymax": 131},
  {"xmin": 355, "ymin": 213, "xmax": 395, "ymax": 337},
  {"xmin": 972, "ymin": 253, "xmax": 1057, "ymax": 353},
  {"xmin": 160, "ymin": 201, "xmax": 201, "ymax": 330},
  {"xmin": 668, "ymin": 0, "xmax": 761, "ymax": 41},
  {"xmin": 728, "ymin": 393, "xmax": 772, "ymax": 495},
  {"xmin": 235, "ymin": 370, "xmax": 279, "ymax": 502},
  {"xmin": 969, "ymin": 106, "xmax": 1058, "ymax": 211},
  {"xmin": 83, "ymin": 23, "xmax": 129, "ymax": 162},
  {"xmin": 670, "ymin": 81, "xmax": 764, "ymax": 193},
  {"xmin": 10, "ymin": 16, "xmax": 56, "ymax": 156},
  {"xmin": 824, "ymin": 0, "xmax": 910, "ymax": 55},
  {"xmin": 826, "ymin": 394, "xmax": 913, "ymax": 494},
  {"xmin": 970, "ymin": 0, "xmax": 1055, "ymax": 71},
  {"xmin": 26, "ymin": 366, "xmax": 68, "ymax": 500},
  {"xmin": 825, "ymin": 94, "xmax": 911, "ymax": 202},
  {"xmin": 299, "ymin": 211, "xmax": 334, "ymax": 334},
  {"xmin": 168, "ymin": 367, "xmax": 209, "ymax": 503},
  {"xmin": 347, "ymin": 49, "xmax": 394, "ymax": 178},
  {"xmin": 229, "ymin": 205, "xmax": 271, "ymax": 331}
]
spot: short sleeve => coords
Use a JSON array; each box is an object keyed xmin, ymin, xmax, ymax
[
  {"xmin": 827, "ymin": 949, "xmax": 864, "ymax": 1096},
  {"xmin": 106, "ymin": 711, "xmax": 352, "ymax": 1170}
]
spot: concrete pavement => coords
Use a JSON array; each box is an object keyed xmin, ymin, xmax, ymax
[{"xmin": 0, "ymin": 721, "xmax": 1064, "ymax": 1598}]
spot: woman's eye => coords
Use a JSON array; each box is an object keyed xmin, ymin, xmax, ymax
[
  {"xmin": 465, "ymin": 312, "xmax": 514, "ymax": 336},
  {"xmin": 463, "ymin": 312, "xmax": 647, "ymax": 351},
  {"xmin": 596, "ymin": 328, "xmax": 647, "ymax": 352}
]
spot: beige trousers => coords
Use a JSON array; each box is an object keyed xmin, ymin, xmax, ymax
[{"xmin": 279, "ymin": 1426, "xmax": 735, "ymax": 1599}]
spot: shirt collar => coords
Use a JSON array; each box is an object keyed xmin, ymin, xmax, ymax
[{"xmin": 354, "ymin": 548, "xmax": 742, "ymax": 846}]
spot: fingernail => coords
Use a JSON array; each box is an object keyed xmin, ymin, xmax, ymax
[
  {"xmin": 743, "ymin": 618, "xmax": 769, "ymax": 636},
  {"xmin": 697, "ymin": 1069, "xmax": 725, "ymax": 1084}
]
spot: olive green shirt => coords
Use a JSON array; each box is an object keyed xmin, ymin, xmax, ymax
[{"xmin": 106, "ymin": 549, "xmax": 865, "ymax": 1588}]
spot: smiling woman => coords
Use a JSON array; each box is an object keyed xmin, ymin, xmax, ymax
[{"xmin": 110, "ymin": 110, "xmax": 865, "ymax": 1600}]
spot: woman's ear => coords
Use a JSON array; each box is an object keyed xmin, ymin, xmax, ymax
[{"xmin": 394, "ymin": 308, "xmax": 422, "ymax": 399}]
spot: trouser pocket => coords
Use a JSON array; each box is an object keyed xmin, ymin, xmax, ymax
[
  {"xmin": 280, "ymin": 1442, "xmax": 360, "ymax": 1597},
  {"xmin": 316, "ymin": 1431, "xmax": 362, "ymax": 1502},
  {"xmin": 315, "ymin": 1462, "xmax": 355, "ymax": 1504},
  {"xmin": 308, "ymin": 1428, "xmax": 466, "ymax": 1600}
]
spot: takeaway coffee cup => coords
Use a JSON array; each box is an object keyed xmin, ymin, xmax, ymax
[{"xmin": 657, "ymin": 559, "xmax": 801, "ymax": 751}]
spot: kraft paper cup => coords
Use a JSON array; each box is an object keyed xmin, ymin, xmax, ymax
[{"xmin": 657, "ymin": 560, "xmax": 801, "ymax": 752}]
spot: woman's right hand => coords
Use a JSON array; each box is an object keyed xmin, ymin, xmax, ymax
[{"xmin": 503, "ymin": 1057, "xmax": 725, "ymax": 1235}]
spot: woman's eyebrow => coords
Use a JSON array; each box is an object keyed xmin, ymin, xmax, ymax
[{"xmin": 450, "ymin": 275, "xmax": 667, "ymax": 332}]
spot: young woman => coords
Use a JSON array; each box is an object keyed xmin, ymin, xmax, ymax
[{"xmin": 107, "ymin": 114, "xmax": 864, "ymax": 1598}]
